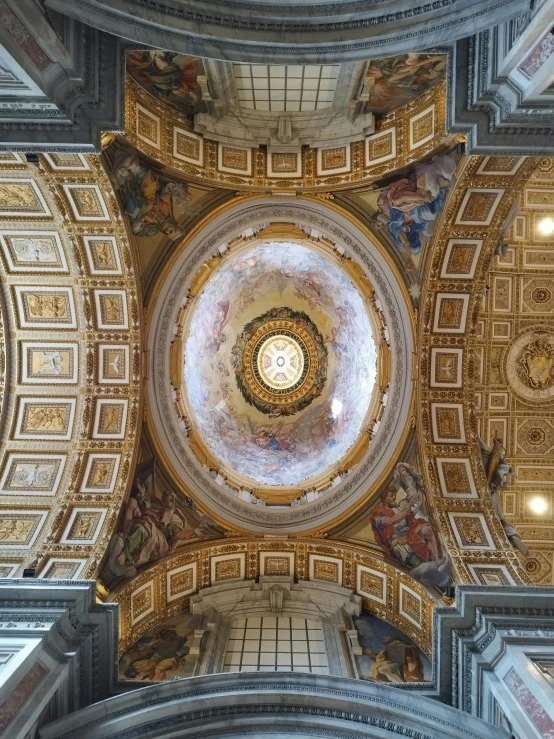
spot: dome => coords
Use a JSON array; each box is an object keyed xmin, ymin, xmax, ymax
[
  {"xmin": 148, "ymin": 198, "xmax": 413, "ymax": 532},
  {"xmin": 183, "ymin": 242, "xmax": 377, "ymax": 487}
]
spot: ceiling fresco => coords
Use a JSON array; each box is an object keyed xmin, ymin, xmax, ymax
[
  {"xmin": 126, "ymin": 51, "xmax": 447, "ymax": 121},
  {"xmin": 105, "ymin": 139, "xmax": 232, "ymax": 293},
  {"xmin": 110, "ymin": 143, "xmax": 196, "ymax": 241},
  {"xmin": 3, "ymin": 26, "xmax": 554, "ymax": 696},
  {"xmin": 331, "ymin": 455, "xmax": 451, "ymax": 592},
  {"xmin": 101, "ymin": 449, "xmax": 224, "ymax": 589},
  {"xmin": 232, "ymin": 306, "xmax": 329, "ymax": 417},
  {"xmin": 147, "ymin": 198, "xmax": 412, "ymax": 531},
  {"xmin": 183, "ymin": 241, "xmax": 377, "ymax": 487},
  {"xmin": 363, "ymin": 54, "xmax": 447, "ymax": 115},
  {"xmin": 126, "ymin": 52, "xmax": 209, "ymax": 118},
  {"xmin": 117, "ymin": 607, "xmax": 431, "ymax": 684},
  {"xmin": 350, "ymin": 149, "xmax": 460, "ymax": 274}
]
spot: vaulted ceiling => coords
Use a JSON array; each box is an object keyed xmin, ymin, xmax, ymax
[{"xmin": 0, "ymin": 36, "xmax": 551, "ymax": 666}]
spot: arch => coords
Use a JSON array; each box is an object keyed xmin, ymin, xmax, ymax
[
  {"xmin": 416, "ymin": 154, "xmax": 537, "ymax": 585},
  {"xmin": 39, "ymin": 671, "xmax": 506, "ymax": 739},
  {"xmin": 0, "ymin": 154, "xmax": 142, "ymax": 579},
  {"xmin": 111, "ymin": 538, "xmax": 440, "ymax": 657}
]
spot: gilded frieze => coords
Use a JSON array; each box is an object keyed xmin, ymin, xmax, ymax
[
  {"xmin": 111, "ymin": 538, "xmax": 440, "ymax": 659},
  {"xmin": 124, "ymin": 75, "xmax": 451, "ymax": 194}
]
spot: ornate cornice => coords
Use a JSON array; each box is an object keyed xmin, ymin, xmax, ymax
[
  {"xmin": 39, "ymin": 670, "xmax": 506, "ymax": 739},
  {"xmin": 433, "ymin": 585, "xmax": 554, "ymax": 709},
  {"xmin": 48, "ymin": 0, "xmax": 526, "ymax": 63}
]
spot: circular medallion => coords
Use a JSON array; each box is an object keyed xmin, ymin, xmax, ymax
[
  {"xmin": 506, "ymin": 330, "xmax": 554, "ymax": 401},
  {"xmin": 257, "ymin": 334, "xmax": 304, "ymax": 390},
  {"xmin": 233, "ymin": 307, "xmax": 328, "ymax": 417}
]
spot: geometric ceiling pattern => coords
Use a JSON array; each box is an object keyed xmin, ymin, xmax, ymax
[
  {"xmin": 0, "ymin": 153, "xmax": 141, "ymax": 580},
  {"xmin": 417, "ymin": 154, "xmax": 537, "ymax": 587},
  {"xmin": 475, "ymin": 161, "xmax": 554, "ymax": 584}
]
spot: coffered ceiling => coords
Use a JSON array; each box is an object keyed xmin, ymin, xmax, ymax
[
  {"xmin": 474, "ymin": 161, "xmax": 554, "ymax": 584},
  {"xmin": 0, "ymin": 153, "xmax": 142, "ymax": 579}
]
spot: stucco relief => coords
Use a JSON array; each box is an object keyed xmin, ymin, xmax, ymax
[
  {"xmin": 0, "ymin": 155, "xmax": 142, "ymax": 579},
  {"xmin": 506, "ymin": 331, "xmax": 554, "ymax": 401}
]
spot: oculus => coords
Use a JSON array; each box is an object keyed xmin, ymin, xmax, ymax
[
  {"xmin": 257, "ymin": 333, "xmax": 304, "ymax": 389},
  {"xmin": 233, "ymin": 307, "xmax": 328, "ymax": 417}
]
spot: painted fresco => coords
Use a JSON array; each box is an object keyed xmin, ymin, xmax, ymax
[
  {"xmin": 331, "ymin": 459, "xmax": 450, "ymax": 590},
  {"xmin": 102, "ymin": 457, "xmax": 222, "ymax": 586},
  {"xmin": 119, "ymin": 611, "xmax": 202, "ymax": 681},
  {"xmin": 368, "ymin": 463, "xmax": 451, "ymax": 590},
  {"xmin": 363, "ymin": 54, "xmax": 446, "ymax": 115},
  {"xmin": 184, "ymin": 242, "xmax": 377, "ymax": 487},
  {"xmin": 106, "ymin": 141, "xmax": 210, "ymax": 277},
  {"xmin": 353, "ymin": 150, "xmax": 460, "ymax": 273},
  {"xmin": 110, "ymin": 146, "xmax": 192, "ymax": 239},
  {"xmin": 119, "ymin": 610, "xmax": 429, "ymax": 683},
  {"xmin": 353, "ymin": 613, "xmax": 431, "ymax": 682},
  {"xmin": 369, "ymin": 154, "xmax": 458, "ymax": 270},
  {"xmin": 126, "ymin": 51, "xmax": 208, "ymax": 118}
]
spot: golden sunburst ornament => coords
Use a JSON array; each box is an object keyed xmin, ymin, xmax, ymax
[
  {"xmin": 257, "ymin": 334, "xmax": 305, "ymax": 390},
  {"xmin": 232, "ymin": 307, "xmax": 328, "ymax": 417}
]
